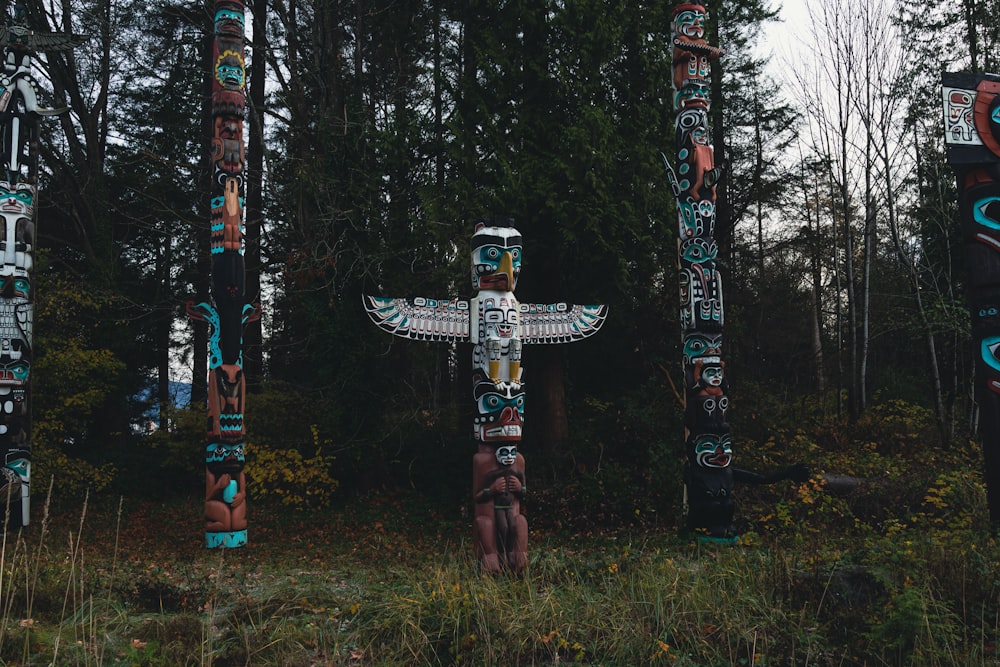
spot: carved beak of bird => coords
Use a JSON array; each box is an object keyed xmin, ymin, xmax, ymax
[{"xmin": 497, "ymin": 251, "xmax": 514, "ymax": 290}]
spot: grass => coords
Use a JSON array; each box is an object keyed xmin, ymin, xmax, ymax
[{"xmin": 0, "ymin": 472, "xmax": 998, "ymax": 666}]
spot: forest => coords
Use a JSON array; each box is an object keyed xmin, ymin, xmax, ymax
[
  {"xmin": 12, "ymin": 0, "xmax": 995, "ymax": 523},
  {"xmin": 5, "ymin": 0, "xmax": 1000, "ymax": 664}
]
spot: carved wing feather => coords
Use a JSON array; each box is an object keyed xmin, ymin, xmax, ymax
[
  {"xmin": 0, "ymin": 26, "xmax": 88, "ymax": 50},
  {"xmin": 520, "ymin": 303, "xmax": 608, "ymax": 344},
  {"xmin": 364, "ymin": 295, "xmax": 472, "ymax": 342}
]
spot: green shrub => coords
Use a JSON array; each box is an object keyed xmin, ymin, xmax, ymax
[{"xmin": 246, "ymin": 425, "xmax": 340, "ymax": 508}]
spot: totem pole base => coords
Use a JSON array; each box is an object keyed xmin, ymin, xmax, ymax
[{"xmin": 206, "ymin": 530, "xmax": 247, "ymax": 549}]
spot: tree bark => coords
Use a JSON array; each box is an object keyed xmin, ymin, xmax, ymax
[
  {"xmin": 191, "ymin": 1, "xmax": 214, "ymax": 409},
  {"xmin": 244, "ymin": 0, "xmax": 267, "ymax": 389}
]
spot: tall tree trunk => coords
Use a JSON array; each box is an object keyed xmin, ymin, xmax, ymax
[
  {"xmin": 432, "ymin": 0, "xmax": 444, "ymax": 191},
  {"xmin": 805, "ymin": 159, "xmax": 826, "ymax": 401},
  {"xmin": 191, "ymin": 2, "xmax": 214, "ymax": 408},
  {"xmin": 963, "ymin": 0, "xmax": 980, "ymax": 72},
  {"xmin": 523, "ymin": 3, "xmax": 571, "ymax": 459},
  {"xmin": 244, "ymin": 0, "xmax": 267, "ymax": 389},
  {"xmin": 157, "ymin": 236, "xmax": 172, "ymax": 431}
]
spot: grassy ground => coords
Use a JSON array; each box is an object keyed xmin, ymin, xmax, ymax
[{"xmin": 0, "ymin": 472, "xmax": 998, "ymax": 666}]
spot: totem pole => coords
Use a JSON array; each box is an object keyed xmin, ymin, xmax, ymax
[
  {"xmin": 365, "ymin": 220, "xmax": 607, "ymax": 572},
  {"xmin": 186, "ymin": 0, "xmax": 258, "ymax": 549},
  {"xmin": 661, "ymin": 3, "xmax": 735, "ymax": 539},
  {"xmin": 0, "ymin": 4, "xmax": 85, "ymax": 526},
  {"xmin": 943, "ymin": 71, "xmax": 1000, "ymax": 528}
]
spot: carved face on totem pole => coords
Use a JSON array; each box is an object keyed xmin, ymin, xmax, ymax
[
  {"xmin": 973, "ymin": 296, "xmax": 1000, "ymax": 334},
  {"xmin": 682, "ymin": 331, "xmax": 721, "ymax": 366},
  {"xmin": 471, "ymin": 224, "xmax": 522, "ymax": 292},
  {"xmin": 215, "ymin": 50, "xmax": 245, "ymax": 91},
  {"xmin": 473, "ymin": 375, "xmax": 525, "ymax": 443},
  {"xmin": 671, "ymin": 4, "xmax": 714, "ymax": 111},
  {"xmin": 206, "ymin": 441, "xmax": 245, "ymax": 475},
  {"xmin": 689, "ymin": 430, "xmax": 733, "ymax": 468},
  {"xmin": 0, "ymin": 182, "xmax": 32, "ymax": 219},
  {"xmin": 688, "ymin": 356, "xmax": 725, "ymax": 396},
  {"xmin": 214, "ymin": 3, "xmax": 245, "ymax": 37},
  {"xmin": 495, "ymin": 445, "xmax": 517, "ymax": 466},
  {"xmin": 207, "ymin": 363, "xmax": 246, "ymax": 441},
  {"xmin": 212, "ymin": 117, "xmax": 244, "ymax": 174},
  {"xmin": 479, "ymin": 294, "xmax": 519, "ymax": 343},
  {"xmin": 673, "ymin": 3, "xmax": 707, "ymax": 41}
]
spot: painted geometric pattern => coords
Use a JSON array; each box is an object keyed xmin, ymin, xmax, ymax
[
  {"xmin": 364, "ymin": 296, "xmax": 472, "ymax": 342},
  {"xmin": 519, "ymin": 303, "xmax": 607, "ymax": 344}
]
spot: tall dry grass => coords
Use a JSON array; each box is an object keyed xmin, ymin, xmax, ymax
[{"xmin": 0, "ymin": 485, "xmax": 997, "ymax": 666}]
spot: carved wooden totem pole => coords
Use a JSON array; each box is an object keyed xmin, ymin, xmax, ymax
[
  {"xmin": 366, "ymin": 220, "xmax": 607, "ymax": 572},
  {"xmin": 186, "ymin": 0, "xmax": 257, "ymax": 548},
  {"xmin": 943, "ymin": 71, "xmax": 1000, "ymax": 528},
  {"xmin": 662, "ymin": 3, "xmax": 735, "ymax": 539},
  {"xmin": 0, "ymin": 3, "xmax": 85, "ymax": 526}
]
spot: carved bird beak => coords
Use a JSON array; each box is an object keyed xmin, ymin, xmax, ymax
[{"xmin": 498, "ymin": 251, "xmax": 514, "ymax": 289}]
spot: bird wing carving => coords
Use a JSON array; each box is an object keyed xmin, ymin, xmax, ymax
[
  {"xmin": 0, "ymin": 26, "xmax": 88, "ymax": 51},
  {"xmin": 519, "ymin": 303, "xmax": 607, "ymax": 344},
  {"xmin": 364, "ymin": 295, "xmax": 472, "ymax": 342}
]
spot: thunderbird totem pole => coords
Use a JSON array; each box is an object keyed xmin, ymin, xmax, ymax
[
  {"xmin": 186, "ymin": 0, "xmax": 258, "ymax": 549},
  {"xmin": 366, "ymin": 220, "xmax": 606, "ymax": 572},
  {"xmin": 943, "ymin": 71, "xmax": 1000, "ymax": 528},
  {"xmin": 661, "ymin": 3, "xmax": 736, "ymax": 539},
  {"xmin": 0, "ymin": 3, "xmax": 85, "ymax": 526}
]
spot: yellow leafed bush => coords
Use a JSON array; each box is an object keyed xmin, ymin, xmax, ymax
[{"xmin": 245, "ymin": 429, "xmax": 339, "ymax": 508}]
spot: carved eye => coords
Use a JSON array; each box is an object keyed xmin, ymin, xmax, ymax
[{"xmin": 678, "ymin": 110, "xmax": 699, "ymax": 130}]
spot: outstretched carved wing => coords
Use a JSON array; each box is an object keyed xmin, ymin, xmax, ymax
[
  {"xmin": 0, "ymin": 26, "xmax": 88, "ymax": 51},
  {"xmin": 520, "ymin": 303, "xmax": 607, "ymax": 344},
  {"xmin": 364, "ymin": 296, "xmax": 472, "ymax": 342}
]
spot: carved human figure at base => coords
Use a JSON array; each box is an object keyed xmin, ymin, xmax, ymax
[
  {"xmin": 473, "ymin": 444, "xmax": 527, "ymax": 574},
  {"xmin": 204, "ymin": 440, "xmax": 247, "ymax": 548}
]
